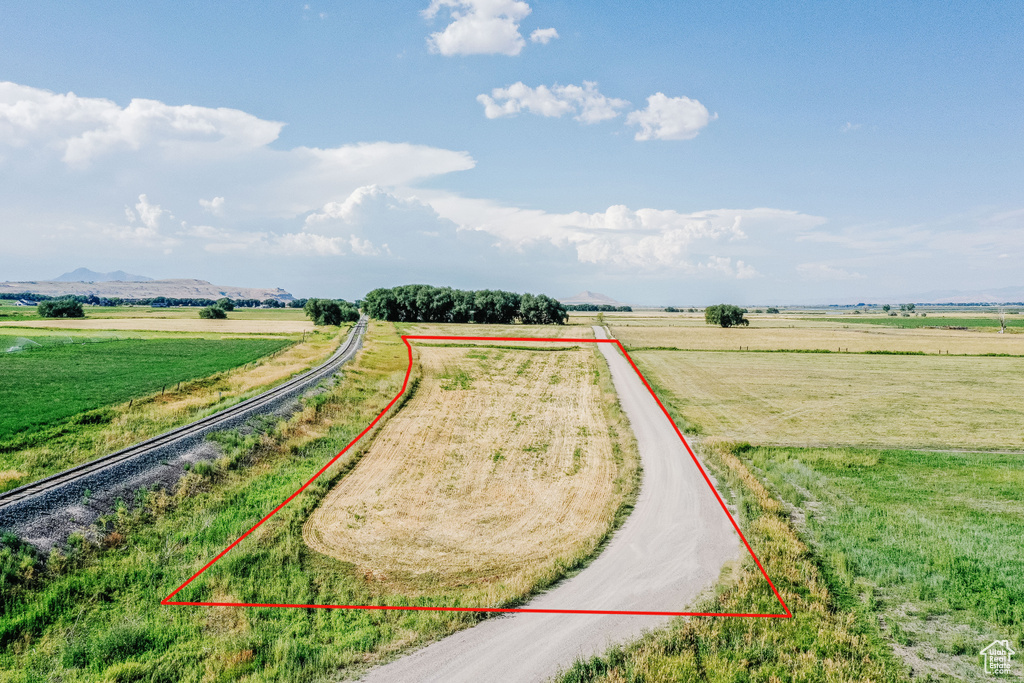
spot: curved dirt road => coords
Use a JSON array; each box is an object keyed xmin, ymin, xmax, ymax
[{"xmin": 359, "ymin": 327, "xmax": 740, "ymax": 682}]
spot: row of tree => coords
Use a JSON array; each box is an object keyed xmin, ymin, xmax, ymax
[{"xmin": 362, "ymin": 285, "xmax": 568, "ymax": 325}]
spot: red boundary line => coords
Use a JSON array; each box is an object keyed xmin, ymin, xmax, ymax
[{"xmin": 162, "ymin": 333, "xmax": 791, "ymax": 619}]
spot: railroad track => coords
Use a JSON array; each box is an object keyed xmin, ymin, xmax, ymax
[{"xmin": 0, "ymin": 318, "xmax": 367, "ymax": 521}]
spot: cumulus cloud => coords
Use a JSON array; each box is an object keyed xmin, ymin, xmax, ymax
[
  {"xmin": 420, "ymin": 192, "xmax": 823, "ymax": 275},
  {"xmin": 477, "ymin": 81, "xmax": 630, "ymax": 123},
  {"xmin": 625, "ymin": 93, "xmax": 715, "ymax": 141},
  {"xmin": 530, "ymin": 27, "xmax": 558, "ymax": 44},
  {"xmin": 0, "ymin": 81, "xmax": 282, "ymax": 167},
  {"xmin": 422, "ymin": 0, "xmax": 532, "ymax": 56}
]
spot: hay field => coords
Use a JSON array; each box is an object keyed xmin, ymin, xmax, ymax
[
  {"xmin": 609, "ymin": 319, "xmax": 1024, "ymax": 355},
  {"xmin": 303, "ymin": 342, "xmax": 634, "ymax": 598},
  {"xmin": 634, "ymin": 350, "xmax": 1024, "ymax": 450},
  {"xmin": 0, "ymin": 317, "xmax": 313, "ymax": 334}
]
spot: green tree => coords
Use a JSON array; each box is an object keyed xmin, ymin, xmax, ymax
[
  {"xmin": 766, "ymin": 307, "xmax": 780, "ymax": 314},
  {"xmin": 704, "ymin": 304, "xmax": 749, "ymax": 328},
  {"xmin": 882, "ymin": 304, "xmax": 891, "ymax": 312},
  {"xmin": 304, "ymin": 298, "xmax": 359, "ymax": 326},
  {"xmin": 37, "ymin": 297, "xmax": 84, "ymax": 318},
  {"xmin": 215, "ymin": 298, "xmax": 235, "ymax": 311},
  {"xmin": 198, "ymin": 306, "xmax": 226, "ymax": 319}
]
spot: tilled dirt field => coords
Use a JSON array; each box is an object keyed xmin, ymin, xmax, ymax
[{"xmin": 303, "ymin": 344, "xmax": 625, "ymax": 595}]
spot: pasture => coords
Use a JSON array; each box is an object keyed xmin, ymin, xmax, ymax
[
  {"xmin": 304, "ymin": 342, "xmax": 637, "ymax": 599},
  {"xmin": 0, "ymin": 337, "xmax": 292, "ymax": 440},
  {"xmin": 0, "ymin": 329, "xmax": 342, "ymax": 492},
  {"xmin": 630, "ymin": 350, "xmax": 1024, "ymax": 450},
  {"xmin": 742, "ymin": 444, "xmax": 1024, "ymax": 680}
]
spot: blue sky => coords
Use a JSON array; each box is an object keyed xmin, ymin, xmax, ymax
[{"xmin": 1, "ymin": 1, "xmax": 1021, "ymax": 304}]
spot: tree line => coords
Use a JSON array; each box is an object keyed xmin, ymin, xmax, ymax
[{"xmin": 362, "ymin": 285, "xmax": 568, "ymax": 325}]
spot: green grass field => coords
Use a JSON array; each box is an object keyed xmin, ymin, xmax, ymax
[
  {"xmin": 0, "ymin": 337, "xmax": 292, "ymax": 440},
  {"xmin": 737, "ymin": 444, "xmax": 1024, "ymax": 680}
]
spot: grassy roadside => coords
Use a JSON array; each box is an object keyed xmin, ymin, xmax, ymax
[
  {"xmin": 555, "ymin": 441, "xmax": 906, "ymax": 683},
  {"xmin": 0, "ymin": 329, "xmax": 342, "ymax": 493}
]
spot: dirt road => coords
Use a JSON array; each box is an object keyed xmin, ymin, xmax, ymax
[{"xmin": 358, "ymin": 327, "xmax": 740, "ymax": 682}]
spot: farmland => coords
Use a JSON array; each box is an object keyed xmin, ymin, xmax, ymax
[
  {"xmin": 599, "ymin": 313, "xmax": 1024, "ymax": 356},
  {"xmin": 630, "ymin": 350, "xmax": 1024, "ymax": 450},
  {"xmin": 0, "ymin": 329, "xmax": 342, "ymax": 493},
  {"xmin": 0, "ymin": 337, "xmax": 292, "ymax": 439},
  {"xmin": 0, "ymin": 321, "xmax": 640, "ymax": 681},
  {"xmin": 558, "ymin": 315, "xmax": 1024, "ymax": 681},
  {"xmin": 304, "ymin": 342, "xmax": 638, "ymax": 602}
]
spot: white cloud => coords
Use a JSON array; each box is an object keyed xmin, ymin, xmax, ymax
[
  {"xmin": 0, "ymin": 81, "xmax": 282, "ymax": 167},
  {"xmin": 625, "ymin": 93, "xmax": 715, "ymax": 141},
  {"xmin": 422, "ymin": 0, "xmax": 532, "ymax": 56},
  {"xmin": 841, "ymin": 122, "xmax": 862, "ymax": 133},
  {"xmin": 530, "ymin": 27, "xmax": 558, "ymax": 44},
  {"xmin": 477, "ymin": 81, "xmax": 630, "ymax": 124},
  {"xmin": 796, "ymin": 263, "xmax": 865, "ymax": 280},
  {"xmin": 199, "ymin": 196, "xmax": 225, "ymax": 216},
  {"xmin": 419, "ymin": 192, "xmax": 822, "ymax": 275}
]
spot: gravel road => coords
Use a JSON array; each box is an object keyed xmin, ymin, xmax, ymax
[{"xmin": 358, "ymin": 326, "xmax": 740, "ymax": 682}]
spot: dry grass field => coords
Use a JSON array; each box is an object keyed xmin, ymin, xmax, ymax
[
  {"xmin": 633, "ymin": 350, "xmax": 1024, "ymax": 450},
  {"xmin": 604, "ymin": 316, "xmax": 1024, "ymax": 355},
  {"xmin": 303, "ymin": 341, "xmax": 637, "ymax": 601}
]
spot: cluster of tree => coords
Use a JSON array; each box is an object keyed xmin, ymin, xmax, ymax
[
  {"xmin": 362, "ymin": 285, "xmax": 567, "ymax": 325},
  {"xmin": 564, "ymin": 304, "xmax": 632, "ymax": 312},
  {"xmin": 664, "ymin": 307, "xmax": 701, "ymax": 313},
  {"xmin": 287, "ymin": 299, "xmax": 308, "ymax": 308},
  {"xmin": 304, "ymin": 298, "xmax": 360, "ymax": 326},
  {"xmin": 704, "ymin": 304, "xmax": 749, "ymax": 328},
  {"xmin": 766, "ymin": 307, "xmax": 780, "ymax": 314},
  {"xmin": 38, "ymin": 297, "xmax": 84, "ymax": 318}
]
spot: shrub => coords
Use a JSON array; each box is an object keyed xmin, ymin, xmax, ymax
[
  {"xmin": 766, "ymin": 307, "xmax": 780, "ymax": 314},
  {"xmin": 37, "ymin": 297, "xmax": 84, "ymax": 318},
  {"xmin": 198, "ymin": 306, "xmax": 226, "ymax": 319}
]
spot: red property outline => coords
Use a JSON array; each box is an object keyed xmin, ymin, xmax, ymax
[{"xmin": 163, "ymin": 334, "xmax": 792, "ymax": 619}]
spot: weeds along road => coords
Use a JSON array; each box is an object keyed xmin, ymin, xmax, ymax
[
  {"xmin": 0, "ymin": 319, "xmax": 367, "ymax": 545},
  {"xmin": 359, "ymin": 326, "xmax": 740, "ymax": 683}
]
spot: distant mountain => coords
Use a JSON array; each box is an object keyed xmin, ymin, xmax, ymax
[
  {"xmin": 53, "ymin": 268, "xmax": 153, "ymax": 283},
  {"xmin": 559, "ymin": 290, "xmax": 627, "ymax": 306}
]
